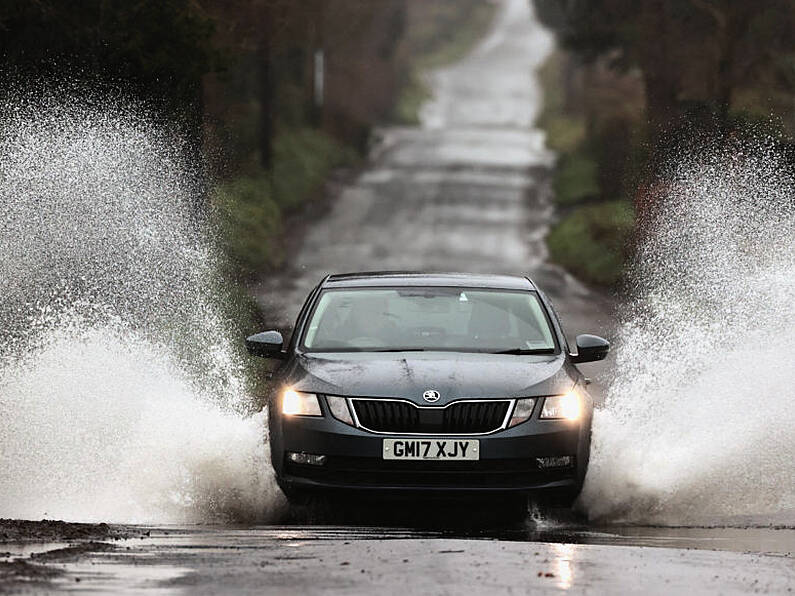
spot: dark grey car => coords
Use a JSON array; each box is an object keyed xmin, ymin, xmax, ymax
[{"xmin": 247, "ymin": 272, "xmax": 609, "ymax": 511}]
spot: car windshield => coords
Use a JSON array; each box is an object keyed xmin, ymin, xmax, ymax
[{"xmin": 302, "ymin": 287, "xmax": 557, "ymax": 353}]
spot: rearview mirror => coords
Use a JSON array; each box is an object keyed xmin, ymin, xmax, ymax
[
  {"xmin": 246, "ymin": 330, "xmax": 285, "ymax": 359},
  {"xmin": 570, "ymin": 334, "xmax": 609, "ymax": 364}
]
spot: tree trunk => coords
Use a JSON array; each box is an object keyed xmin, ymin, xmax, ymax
[
  {"xmin": 642, "ymin": 69, "xmax": 681, "ymax": 137},
  {"xmin": 257, "ymin": 38, "xmax": 273, "ymax": 170},
  {"xmin": 639, "ymin": 0, "xmax": 681, "ymax": 138}
]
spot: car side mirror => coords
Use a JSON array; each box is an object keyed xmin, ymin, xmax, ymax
[
  {"xmin": 570, "ymin": 334, "xmax": 609, "ymax": 364},
  {"xmin": 246, "ymin": 330, "xmax": 285, "ymax": 359}
]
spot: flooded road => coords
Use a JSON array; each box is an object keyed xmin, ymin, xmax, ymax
[{"xmin": 5, "ymin": 523, "xmax": 793, "ymax": 594}]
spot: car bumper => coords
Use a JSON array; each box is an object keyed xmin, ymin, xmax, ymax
[{"xmin": 270, "ymin": 410, "xmax": 590, "ymax": 496}]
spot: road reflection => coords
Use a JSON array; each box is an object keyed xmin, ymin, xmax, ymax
[
  {"xmin": 551, "ymin": 543, "xmax": 575, "ymax": 589},
  {"xmin": 268, "ymin": 499, "xmax": 795, "ymax": 555}
]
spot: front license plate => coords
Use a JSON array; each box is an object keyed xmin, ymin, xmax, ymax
[{"xmin": 382, "ymin": 439, "xmax": 479, "ymax": 461}]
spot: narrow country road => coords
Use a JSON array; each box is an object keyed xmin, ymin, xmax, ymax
[{"xmin": 256, "ymin": 0, "xmax": 615, "ymax": 389}]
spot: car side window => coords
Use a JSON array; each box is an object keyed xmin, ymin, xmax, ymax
[
  {"xmin": 538, "ymin": 290, "xmax": 569, "ymax": 353},
  {"xmin": 289, "ymin": 282, "xmax": 323, "ymax": 351}
]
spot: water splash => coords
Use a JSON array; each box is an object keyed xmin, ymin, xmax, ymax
[
  {"xmin": 0, "ymin": 96, "xmax": 278, "ymax": 523},
  {"xmin": 581, "ymin": 140, "xmax": 795, "ymax": 525}
]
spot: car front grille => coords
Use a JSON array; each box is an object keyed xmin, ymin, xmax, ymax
[{"xmin": 350, "ymin": 399, "xmax": 511, "ymax": 434}]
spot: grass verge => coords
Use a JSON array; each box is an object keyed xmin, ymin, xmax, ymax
[
  {"xmin": 537, "ymin": 50, "xmax": 635, "ymax": 287},
  {"xmin": 546, "ymin": 200, "xmax": 634, "ymax": 287},
  {"xmin": 554, "ymin": 151, "xmax": 600, "ymax": 205},
  {"xmin": 213, "ymin": 128, "xmax": 357, "ymax": 276}
]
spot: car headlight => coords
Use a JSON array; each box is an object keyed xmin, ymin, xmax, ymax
[
  {"xmin": 540, "ymin": 392, "xmax": 581, "ymax": 420},
  {"xmin": 282, "ymin": 389, "xmax": 322, "ymax": 416},
  {"xmin": 508, "ymin": 398, "xmax": 536, "ymax": 427}
]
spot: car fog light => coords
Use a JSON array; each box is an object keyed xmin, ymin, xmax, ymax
[
  {"xmin": 287, "ymin": 452, "xmax": 327, "ymax": 466},
  {"xmin": 540, "ymin": 392, "xmax": 581, "ymax": 420},
  {"xmin": 282, "ymin": 389, "xmax": 322, "ymax": 416},
  {"xmin": 536, "ymin": 456, "xmax": 574, "ymax": 469},
  {"xmin": 326, "ymin": 395, "xmax": 353, "ymax": 425},
  {"xmin": 508, "ymin": 398, "xmax": 536, "ymax": 427}
]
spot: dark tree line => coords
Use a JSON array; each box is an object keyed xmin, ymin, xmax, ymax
[
  {"xmin": 534, "ymin": 0, "xmax": 795, "ymax": 286},
  {"xmin": 0, "ymin": 0, "xmax": 216, "ymax": 144},
  {"xmin": 0, "ymin": 0, "xmax": 407, "ymax": 175},
  {"xmin": 536, "ymin": 0, "xmax": 795, "ymax": 140},
  {"xmin": 201, "ymin": 0, "xmax": 406, "ymax": 173}
]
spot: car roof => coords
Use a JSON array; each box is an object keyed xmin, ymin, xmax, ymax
[{"xmin": 322, "ymin": 271, "xmax": 536, "ymax": 290}]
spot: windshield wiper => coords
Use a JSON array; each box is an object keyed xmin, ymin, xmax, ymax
[
  {"xmin": 370, "ymin": 348, "xmax": 428, "ymax": 352},
  {"xmin": 490, "ymin": 348, "xmax": 556, "ymax": 355}
]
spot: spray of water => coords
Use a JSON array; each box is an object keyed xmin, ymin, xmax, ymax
[
  {"xmin": 0, "ymin": 96, "xmax": 278, "ymax": 523},
  {"xmin": 581, "ymin": 140, "xmax": 795, "ymax": 525}
]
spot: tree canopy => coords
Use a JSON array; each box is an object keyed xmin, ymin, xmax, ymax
[
  {"xmin": 537, "ymin": 0, "xmax": 795, "ymax": 134},
  {"xmin": 0, "ymin": 0, "xmax": 216, "ymax": 124}
]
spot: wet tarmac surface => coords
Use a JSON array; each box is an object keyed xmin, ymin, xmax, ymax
[{"xmin": 2, "ymin": 522, "xmax": 793, "ymax": 594}]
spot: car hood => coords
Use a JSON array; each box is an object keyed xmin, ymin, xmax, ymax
[{"xmin": 286, "ymin": 351, "xmax": 574, "ymax": 404}]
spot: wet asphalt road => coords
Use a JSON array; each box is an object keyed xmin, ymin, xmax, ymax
[
  {"xmin": 6, "ymin": 523, "xmax": 794, "ymax": 594},
  {"xmin": 6, "ymin": 0, "xmax": 792, "ymax": 593}
]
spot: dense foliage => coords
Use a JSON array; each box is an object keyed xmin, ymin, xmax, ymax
[
  {"xmin": 0, "ymin": 0, "xmax": 215, "ymax": 143},
  {"xmin": 535, "ymin": 0, "xmax": 795, "ymax": 287},
  {"xmin": 0, "ymin": 0, "xmax": 485, "ymax": 283}
]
